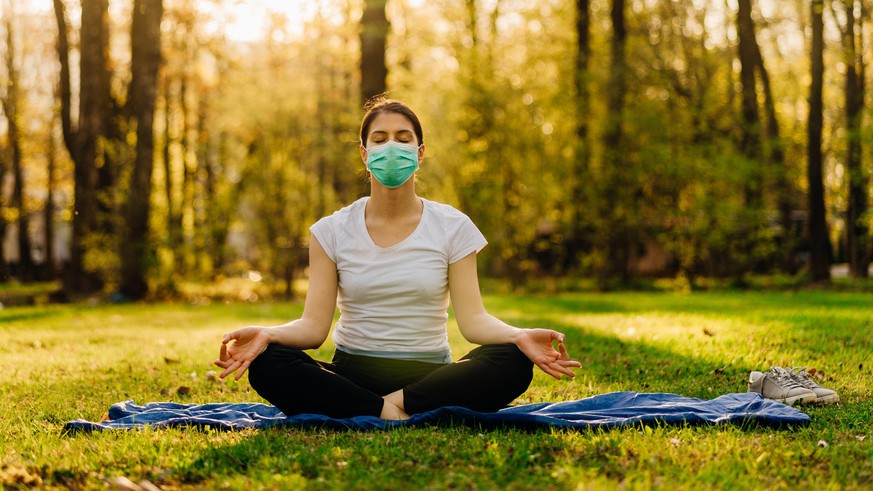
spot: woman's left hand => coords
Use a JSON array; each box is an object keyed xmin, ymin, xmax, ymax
[{"xmin": 515, "ymin": 329, "xmax": 582, "ymax": 380}]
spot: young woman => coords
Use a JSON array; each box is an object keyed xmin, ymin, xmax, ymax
[{"xmin": 215, "ymin": 99, "xmax": 581, "ymax": 420}]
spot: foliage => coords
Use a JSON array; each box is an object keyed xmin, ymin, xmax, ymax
[
  {"xmin": 1, "ymin": 0, "xmax": 872, "ymax": 293},
  {"xmin": 1, "ymin": 291, "xmax": 872, "ymax": 489}
]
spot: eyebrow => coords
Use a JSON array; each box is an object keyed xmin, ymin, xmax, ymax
[{"xmin": 370, "ymin": 130, "xmax": 414, "ymax": 137}]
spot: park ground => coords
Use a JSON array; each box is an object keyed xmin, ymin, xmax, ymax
[{"xmin": 1, "ymin": 289, "xmax": 871, "ymax": 489}]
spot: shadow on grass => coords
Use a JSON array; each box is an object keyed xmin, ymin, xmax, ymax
[
  {"xmin": 487, "ymin": 291, "xmax": 873, "ymax": 317},
  {"xmin": 0, "ymin": 308, "xmax": 65, "ymax": 324}
]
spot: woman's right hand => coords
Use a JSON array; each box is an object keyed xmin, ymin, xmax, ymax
[{"xmin": 214, "ymin": 327, "xmax": 272, "ymax": 380}]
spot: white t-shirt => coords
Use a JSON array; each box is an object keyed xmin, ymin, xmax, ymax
[{"xmin": 309, "ymin": 197, "xmax": 487, "ymax": 363}]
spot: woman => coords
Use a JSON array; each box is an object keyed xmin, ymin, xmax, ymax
[{"xmin": 215, "ymin": 99, "xmax": 581, "ymax": 420}]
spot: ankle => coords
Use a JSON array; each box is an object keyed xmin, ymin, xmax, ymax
[{"xmin": 380, "ymin": 398, "xmax": 410, "ymax": 420}]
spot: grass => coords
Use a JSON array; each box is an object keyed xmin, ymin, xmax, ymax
[{"xmin": 1, "ymin": 290, "xmax": 871, "ymax": 489}]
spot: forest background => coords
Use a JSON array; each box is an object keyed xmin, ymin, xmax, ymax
[{"xmin": 0, "ymin": 0, "xmax": 870, "ymax": 301}]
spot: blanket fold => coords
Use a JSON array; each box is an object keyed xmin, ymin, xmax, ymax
[{"xmin": 63, "ymin": 391, "xmax": 809, "ymax": 432}]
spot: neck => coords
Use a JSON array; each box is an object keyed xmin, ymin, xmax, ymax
[{"xmin": 367, "ymin": 184, "xmax": 420, "ymax": 218}]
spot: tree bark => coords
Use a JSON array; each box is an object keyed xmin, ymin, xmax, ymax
[
  {"xmin": 807, "ymin": 0, "xmax": 831, "ymax": 281},
  {"xmin": 119, "ymin": 0, "xmax": 164, "ymax": 299},
  {"xmin": 359, "ymin": 0, "xmax": 389, "ymax": 103},
  {"xmin": 843, "ymin": 0, "xmax": 868, "ymax": 278}
]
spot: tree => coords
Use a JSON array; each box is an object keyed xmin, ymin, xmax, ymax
[
  {"xmin": 118, "ymin": 0, "xmax": 163, "ymax": 299},
  {"xmin": 360, "ymin": 0, "xmax": 389, "ymax": 102},
  {"xmin": 807, "ymin": 0, "xmax": 831, "ymax": 281},
  {"xmin": 837, "ymin": 0, "xmax": 869, "ymax": 278},
  {"xmin": 1, "ymin": 6, "xmax": 34, "ymax": 280},
  {"xmin": 595, "ymin": 0, "xmax": 633, "ymax": 286},
  {"xmin": 53, "ymin": 0, "xmax": 112, "ymax": 293},
  {"xmin": 566, "ymin": 0, "xmax": 591, "ymax": 270}
]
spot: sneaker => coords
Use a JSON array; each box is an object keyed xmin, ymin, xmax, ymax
[
  {"xmin": 748, "ymin": 367, "xmax": 817, "ymax": 405},
  {"xmin": 787, "ymin": 367, "xmax": 840, "ymax": 404}
]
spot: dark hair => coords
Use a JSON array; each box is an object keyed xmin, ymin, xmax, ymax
[{"xmin": 359, "ymin": 96, "xmax": 424, "ymax": 146}]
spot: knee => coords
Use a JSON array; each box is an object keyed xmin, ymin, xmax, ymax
[
  {"xmin": 484, "ymin": 344, "xmax": 534, "ymax": 391},
  {"xmin": 248, "ymin": 344, "xmax": 305, "ymax": 394}
]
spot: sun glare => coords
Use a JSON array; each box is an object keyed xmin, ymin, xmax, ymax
[{"xmin": 221, "ymin": 0, "xmax": 315, "ymax": 42}]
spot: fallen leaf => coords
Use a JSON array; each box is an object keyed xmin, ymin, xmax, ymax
[
  {"xmin": 703, "ymin": 328, "xmax": 714, "ymax": 337},
  {"xmin": 163, "ymin": 357, "xmax": 179, "ymax": 365},
  {"xmin": 206, "ymin": 370, "xmax": 218, "ymax": 381},
  {"xmin": 856, "ymin": 435, "xmax": 866, "ymax": 442},
  {"xmin": 160, "ymin": 388, "xmax": 170, "ymax": 396},
  {"xmin": 817, "ymin": 440, "xmax": 828, "ymax": 448},
  {"xmin": 177, "ymin": 386, "xmax": 192, "ymax": 396},
  {"xmin": 808, "ymin": 367, "xmax": 817, "ymax": 376},
  {"xmin": 669, "ymin": 438, "xmax": 681, "ymax": 447},
  {"xmin": 860, "ymin": 363, "xmax": 864, "ymax": 370}
]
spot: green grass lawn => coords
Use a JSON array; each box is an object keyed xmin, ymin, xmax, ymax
[{"xmin": 1, "ymin": 291, "xmax": 871, "ymax": 489}]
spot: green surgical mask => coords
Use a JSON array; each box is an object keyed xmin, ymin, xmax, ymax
[{"xmin": 364, "ymin": 141, "xmax": 420, "ymax": 188}]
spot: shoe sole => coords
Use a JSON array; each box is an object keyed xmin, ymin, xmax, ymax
[
  {"xmin": 814, "ymin": 394, "xmax": 840, "ymax": 404},
  {"xmin": 779, "ymin": 393, "xmax": 817, "ymax": 406}
]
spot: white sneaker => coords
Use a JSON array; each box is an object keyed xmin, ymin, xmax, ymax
[
  {"xmin": 787, "ymin": 367, "xmax": 840, "ymax": 404},
  {"xmin": 748, "ymin": 367, "xmax": 817, "ymax": 405}
]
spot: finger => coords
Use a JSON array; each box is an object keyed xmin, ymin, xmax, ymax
[
  {"xmin": 234, "ymin": 360, "xmax": 252, "ymax": 381},
  {"xmin": 551, "ymin": 362, "xmax": 577, "ymax": 378},
  {"xmin": 214, "ymin": 359, "xmax": 231, "ymax": 368},
  {"xmin": 536, "ymin": 362, "xmax": 562, "ymax": 380},
  {"xmin": 219, "ymin": 343, "xmax": 229, "ymax": 361},
  {"xmin": 219, "ymin": 360, "xmax": 242, "ymax": 379},
  {"xmin": 558, "ymin": 359, "xmax": 582, "ymax": 368},
  {"xmin": 557, "ymin": 342, "xmax": 570, "ymax": 360}
]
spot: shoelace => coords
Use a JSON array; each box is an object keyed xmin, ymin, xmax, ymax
[
  {"xmin": 768, "ymin": 367, "xmax": 809, "ymax": 390},
  {"xmin": 788, "ymin": 367, "xmax": 822, "ymax": 389}
]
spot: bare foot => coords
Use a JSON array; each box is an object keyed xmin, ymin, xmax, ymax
[{"xmin": 380, "ymin": 398, "xmax": 410, "ymax": 420}]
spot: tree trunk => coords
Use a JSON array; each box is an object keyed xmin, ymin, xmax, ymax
[
  {"xmin": 359, "ymin": 0, "xmax": 389, "ymax": 103},
  {"xmin": 596, "ymin": 0, "xmax": 630, "ymax": 285},
  {"xmin": 737, "ymin": 0, "xmax": 763, "ymax": 208},
  {"xmin": 566, "ymin": 0, "xmax": 591, "ymax": 270},
  {"xmin": 2, "ymin": 14, "xmax": 34, "ymax": 281},
  {"xmin": 119, "ymin": 0, "xmax": 164, "ymax": 299},
  {"xmin": 807, "ymin": 0, "xmax": 831, "ymax": 281},
  {"xmin": 843, "ymin": 0, "xmax": 868, "ymax": 278},
  {"xmin": 750, "ymin": 16, "xmax": 796, "ymax": 273},
  {"xmin": 53, "ymin": 0, "xmax": 110, "ymax": 293},
  {"xmin": 45, "ymin": 122, "xmax": 57, "ymax": 278}
]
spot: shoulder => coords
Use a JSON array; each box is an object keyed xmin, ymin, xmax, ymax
[
  {"xmin": 423, "ymin": 199, "xmax": 472, "ymax": 223},
  {"xmin": 314, "ymin": 197, "xmax": 367, "ymax": 228}
]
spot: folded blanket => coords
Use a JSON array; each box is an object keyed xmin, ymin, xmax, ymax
[{"xmin": 63, "ymin": 391, "xmax": 809, "ymax": 433}]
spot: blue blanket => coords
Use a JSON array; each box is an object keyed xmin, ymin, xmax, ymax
[{"xmin": 63, "ymin": 392, "xmax": 809, "ymax": 432}]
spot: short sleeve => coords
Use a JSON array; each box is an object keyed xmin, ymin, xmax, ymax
[
  {"xmin": 448, "ymin": 214, "xmax": 487, "ymax": 264},
  {"xmin": 309, "ymin": 216, "xmax": 337, "ymax": 263}
]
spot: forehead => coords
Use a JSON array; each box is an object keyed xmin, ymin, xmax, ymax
[{"xmin": 367, "ymin": 112, "xmax": 415, "ymax": 135}]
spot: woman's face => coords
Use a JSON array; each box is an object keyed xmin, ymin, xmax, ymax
[{"xmin": 361, "ymin": 112, "xmax": 424, "ymax": 164}]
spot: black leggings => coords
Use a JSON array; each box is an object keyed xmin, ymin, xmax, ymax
[{"xmin": 247, "ymin": 343, "xmax": 533, "ymax": 418}]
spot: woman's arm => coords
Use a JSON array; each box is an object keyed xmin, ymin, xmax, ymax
[
  {"xmin": 215, "ymin": 235, "xmax": 337, "ymax": 379},
  {"xmin": 448, "ymin": 252, "xmax": 581, "ymax": 380}
]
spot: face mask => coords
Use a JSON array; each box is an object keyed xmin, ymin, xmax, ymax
[{"xmin": 364, "ymin": 141, "xmax": 420, "ymax": 188}]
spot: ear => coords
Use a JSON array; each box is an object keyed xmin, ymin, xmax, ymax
[
  {"xmin": 360, "ymin": 145, "xmax": 367, "ymax": 165},
  {"xmin": 417, "ymin": 144, "xmax": 425, "ymax": 163}
]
